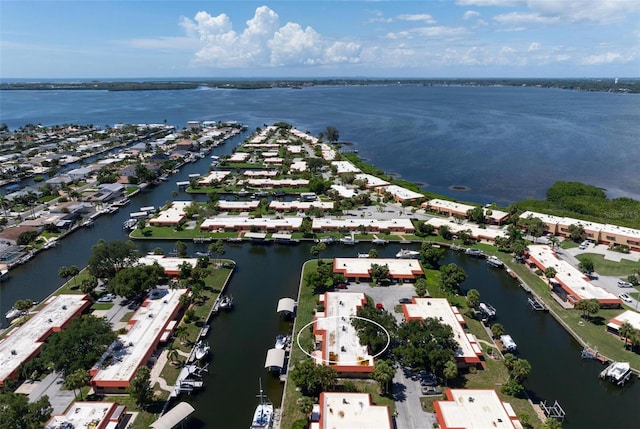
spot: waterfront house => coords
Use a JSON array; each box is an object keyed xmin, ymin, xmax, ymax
[
  {"xmin": 402, "ymin": 298, "xmax": 483, "ymax": 367},
  {"xmin": 310, "ymin": 392, "xmax": 393, "ymax": 429},
  {"xmin": 434, "ymin": 389, "xmax": 523, "ymax": 429},
  {"xmin": 332, "ymin": 258, "xmax": 424, "ymax": 283},
  {"xmin": 45, "ymin": 402, "xmax": 127, "ymax": 429}
]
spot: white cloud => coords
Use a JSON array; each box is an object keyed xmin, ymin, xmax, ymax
[
  {"xmin": 463, "ymin": 10, "xmax": 481, "ymax": 20},
  {"xmin": 456, "ymin": 0, "xmax": 524, "ymax": 6},
  {"xmin": 579, "ymin": 52, "xmax": 630, "ymax": 65},
  {"xmin": 397, "ymin": 14, "xmax": 437, "ymax": 24},
  {"xmin": 493, "ymin": 12, "xmax": 560, "ymax": 24},
  {"xmin": 386, "ymin": 26, "xmax": 468, "ymax": 40},
  {"xmin": 528, "ymin": 42, "xmax": 541, "ymax": 51}
]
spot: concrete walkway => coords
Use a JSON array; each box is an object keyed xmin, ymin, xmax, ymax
[{"xmin": 149, "ymin": 350, "xmax": 173, "ymax": 393}]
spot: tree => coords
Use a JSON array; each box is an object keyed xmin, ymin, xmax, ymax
[
  {"xmin": 0, "ymin": 393, "xmax": 52, "ymax": 429},
  {"xmin": 439, "ymin": 263, "xmax": 467, "ymax": 294},
  {"xmin": 491, "ymin": 323, "xmax": 505, "ymax": 338},
  {"xmin": 394, "ymin": 318, "xmax": 457, "ymax": 376},
  {"xmin": 88, "ymin": 239, "xmax": 138, "ymax": 279},
  {"xmin": 297, "ymin": 396, "xmax": 315, "ymax": 417},
  {"xmin": 368, "ymin": 248, "xmax": 378, "ymax": 258},
  {"xmin": 36, "ymin": 315, "xmax": 116, "ymax": 376},
  {"xmin": 128, "ymin": 366, "xmax": 154, "ymax": 409},
  {"xmin": 414, "ymin": 278, "xmax": 428, "ymax": 297},
  {"xmin": 63, "ymin": 368, "xmax": 89, "ymax": 400},
  {"xmin": 208, "ymin": 239, "xmax": 225, "ymax": 265},
  {"xmin": 373, "ymin": 360, "xmax": 395, "ymax": 395},
  {"xmin": 323, "ymin": 125, "xmax": 340, "ymax": 142},
  {"xmin": 438, "ymin": 224, "xmax": 453, "ymax": 240},
  {"xmin": 310, "ymin": 242, "xmax": 327, "ymax": 261},
  {"xmin": 574, "ymin": 299, "xmax": 600, "ymax": 321},
  {"xmin": 109, "ymin": 264, "xmax": 165, "ymax": 299},
  {"xmin": 578, "ymin": 257, "xmax": 595, "ymax": 274},
  {"xmin": 466, "ymin": 206, "xmax": 485, "ymax": 224},
  {"xmin": 17, "ymin": 230, "xmax": 39, "ymax": 245},
  {"xmin": 567, "ymin": 223, "xmax": 585, "ymax": 242},
  {"xmin": 68, "ymin": 265, "xmax": 80, "ymax": 286},
  {"xmin": 442, "ymin": 360, "xmax": 458, "ymax": 386},
  {"xmin": 618, "ymin": 321, "xmax": 635, "ymax": 349},
  {"xmin": 541, "ymin": 418, "xmax": 563, "ymax": 429},
  {"xmin": 79, "ymin": 275, "xmax": 98, "ymax": 294},
  {"xmin": 175, "ymin": 240, "xmax": 187, "ymax": 258},
  {"xmin": 290, "ymin": 359, "xmax": 338, "ymax": 397},
  {"xmin": 420, "ymin": 243, "xmax": 445, "ymax": 269},
  {"xmin": 544, "ymin": 267, "xmax": 557, "ymax": 280},
  {"xmin": 166, "ymin": 344, "xmax": 180, "ymax": 365},
  {"xmin": 510, "ymin": 357, "xmax": 532, "ymax": 382},
  {"xmin": 548, "ymin": 235, "xmax": 559, "ymax": 250},
  {"xmin": 370, "ymin": 263, "xmax": 390, "ymax": 284},
  {"xmin": 466, "ymin": 289, "xmax": 480, "ymax": 309}
]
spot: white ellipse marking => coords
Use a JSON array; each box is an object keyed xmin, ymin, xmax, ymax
[{"xmin": 295, "ymin": 314, "xmax": 391, "ymax": 365}]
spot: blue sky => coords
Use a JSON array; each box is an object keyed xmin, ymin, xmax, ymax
[{"xmin": 1, "ymin": 0, "xmax": 639, "ymax": 79}]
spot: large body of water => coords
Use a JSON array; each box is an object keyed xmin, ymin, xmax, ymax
[
  {"xmin": 1, "ymin": 85, "xmax": 639, "ymax": 205},
  {"xmin": 0, "ymin": 86, "xmax": 639, "ymax": 428}
]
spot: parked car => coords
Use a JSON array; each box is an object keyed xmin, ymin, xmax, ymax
[
  {"xmin": 399, "ymin": 298, "xmax": 412, "ymax": 304},
  {"xmin": 419, "ymin": 372, "xmax": 438, "ymax": 387},
  {"xmin": 618, "ymin": 280, "xmax": 633, "ymax": 288},
  {"xmin": 421, "ymin": 385, "xmax": 442, "ymax": 395},
  {"xmin": 335, "ymin": 283, "xmax": 348, "ymax": 289},
  {"xmin": 97, "ymin": 294, "xmax": 115, "ymax": 303},
  {"xmin": 376, "ymin": 303, "xmax": 384, "ymax": 310},
  {"xmin": 619, "ymin": 293, "xmax": 632, "ymax": 303}
]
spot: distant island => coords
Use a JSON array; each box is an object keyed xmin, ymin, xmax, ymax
[{"xmin": 1, "ymin": 78, "xmax": 638, "ymax": 93}]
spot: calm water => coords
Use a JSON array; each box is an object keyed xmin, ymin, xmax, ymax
[
  {"xmin": 1, "ymin": 85, "xmax": 639, "ymax": 204},
  {"xmin": 0, "ymin": 86, "xmax": 639, "ymax": 428}
]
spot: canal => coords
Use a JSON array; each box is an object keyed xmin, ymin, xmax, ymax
[{"xmin": 1, "ymin": 151, "xmax": 638, "ymax": 428}]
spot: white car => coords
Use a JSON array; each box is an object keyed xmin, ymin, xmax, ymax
[
  {"xmin": 619, "ymin": 293, "xmax": 632, "ymax": 303},
  {"xmin": 617, "ymin": 280, "xmax": 633, "ymax": 288}
]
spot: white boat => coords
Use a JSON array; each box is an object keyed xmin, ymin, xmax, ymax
[
  {"xmin": 318, "ymin": 236, "xmax": 335, "ymax": 244},
  {"xmin": 372, "ymin": 238, "xmax": 388, "ymax": 245},
  {"xmin": 357, "ymin": 253, "xmax": 370, "ymax": 258},
  {"xmin": 122, "ymin": 219, "xmax": 137, "ymax": 230},
  {"xmin": 396, "ymin": 249, "xmax": 420, "ymax": 259},
  {"xmin": 500, "ymin": 334, "xmax": 517, "ymax": 352},
  {"xmin": 465, "ymin": 248, "xmax": 485, "ymax": 257},
  {"xmin": 250, "ymin": 379, "xmax": 274, "ymax": 429},
  {"xmin": 479, "ymin": 302, "xmax": 496, "ymax": 318},
  {"xmin": 219, "ymin": 295, "xmax": 234, "ymax": 310},
  {"xmin": 486, "ymin": 255, "xmax": 504, "ymax": 268},
  {"xmin": 275, "ymin": 334, "xmax": 289, "ymax": 350},
  {"xmin": 602, "ymin": 361, "xmax": 632, "ymax": 385},
  {"xmin": 5, "ymin": 307, "xmax": 24, "ymax": 321},
  {"xmin": 194, "ymin": 341, "xmax": 210, "ymax": 361},
  {"xmin": 340, "ymin": 236, "xmax": 357, "ymax": 245}
]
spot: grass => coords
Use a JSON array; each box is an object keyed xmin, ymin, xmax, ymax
[
  {"xmin": 102, "ymin": 394, "xmax": 164, "ymax": 429},
  {"xmin": 575, "ymin": 253, "xmax": 640, "ymax": 277}
]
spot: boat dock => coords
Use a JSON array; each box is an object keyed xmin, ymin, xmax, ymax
[{"xmin": 528, "ymin": 296, "xmax": 548, "ymax": 311}]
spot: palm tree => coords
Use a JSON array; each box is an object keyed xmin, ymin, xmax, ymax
[
  {"xmin": 68, "ymin": 265, "xmax": 80, "ymax": 287},
  {"xmin": 443, "ymin": 360, "xmax": 458, "ymax": 386},
  {"xmin": 166, "ymin": 345, "xmax": 180, "ymax": 365},
  {"xmin": 58, "ymin": 266, "xmax": 71, "ymax": 285},
  {"xmin": 63, "ymin": 368, "xmax": 89, "ymax": 400},
  {"xmin": 548, "ymin": 235, "xmax": 559, "ymax": 250},
  {"xmin": 618, "ymin": 322, "xmax": 635, "ymax": 349},
  {"xmin": 373, "ymin": 360, "xmax": 395, "ymax": 395}
]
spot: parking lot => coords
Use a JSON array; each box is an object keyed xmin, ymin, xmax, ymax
[{"xmin": 346, "ymin": 281, "xmax": 439, "ymax": 428}]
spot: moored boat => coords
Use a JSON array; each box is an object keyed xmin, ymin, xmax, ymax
[
  {"xmin": 275, "ymin": 334, "xmax": 290, "ymax": 350},
  {"xmin": 5, "ymin": 307, "xmax": 24, "ymax": 321},
  {"xmin": 250, "ymin": 379, "xmax": 274, "ymax": 429},
  {"xmin": 479, "ymin": 302, "xmax": 496, "ymax": 318},
  {"xmin": 500, "ymin": 334, "xmax": 517, "ymax": 352},
  {"xmin": 372, "ymin": 237, "xmax": 388, "ymax": 245},
  {"xmin": 465, "ymin": 248, "xmax": 485, "ymax": 257},
  {"xmin": 396, "ymin": 249, "xmax": 420, "ymax": 258},
  {"xmin": 194, "ymin": 340, "xmax": 210, "ymax": 361},
  {"xmin": 486, "ymin": 255, "xmax": 504, "ymax": 268},
  {"xmin": 220, "ymin": 295, "xmax": 234, "ymax": 310}
]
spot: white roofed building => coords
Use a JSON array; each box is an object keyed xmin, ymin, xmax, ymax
[
  {"xmin": 375, "ymin": 184, "xmax": 424, "ymax": 203},
  {"xmin": 313, "ymin": 218, "xmax": 415, "ymax": 234},
  {"xmin": 434, "ymin": 389, "xmax": 523, "ymax": 429},
  {"xmin": 45, "ymin": 402, "xmax": 126, "ymax": 429},
  {"xmin": 149, "ymin": 201, "xmax": 190, "ymax": 227},
  {"xmin": 310, "ymin": 392, "xmax": 393, "ymax": 429},
  {"xmin": 200, "ymin": 216, "xmax": 303, "ymax": 232},
  {"xmin": 333, "ymin": 258, "xmax": 424, "ymax": 283},
  {"xmin": 402, "ymin": 298, "xmax": 483, "ymax": 366}
]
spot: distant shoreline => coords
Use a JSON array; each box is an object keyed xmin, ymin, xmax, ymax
[{"xmin": 1, "ymin": 78, "xmax": 638, "ymax": 93}]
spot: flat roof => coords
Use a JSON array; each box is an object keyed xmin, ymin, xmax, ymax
[
  {"xmin": 45, "ymin": 402, "xmax": 120, "ymax": 429},
  {"xmin": 314, "ymin": 292, "xmax": 373, "ymax": 369},
  {"xmin": 243, "ymin": 170, "xmax": 278, "ymax": 177},
  {"xmin": 319, "ymin": 392, "xmax": 392, "ymax": 429},
  {"xmin": 354, "ymin": 173, "xmax": 390, "ymax": 188},
  {"xmin": 149, "ymin": 201, "xmax": 189, "ymax": 225},
  {"xmin": 137, "ymin": 254, "xmax": 200, "ymax": 274},
  {"xmin": 313, "ymin": 218, "xmax": 414, "ymax": 231},
  {"xmin": 91, "ymin": 288, "xmax": 187, "ymax": 386},
  {"xmin": 277, "ymin": 297, "xmax": 296, "ymax": 313},
  {"xmin": 200, "ymin": 216, "xmax": 303, "ymax": 230},
  {"xmin": 245, "ymin": 178, "xmax": 308, "ymax": 186},
  {"xmin": 218, "ymin": 200, "xmax": 260, "ymax": 210},
  {"xmin": 330, "ymin": 184, "xmax": 355, "ymax": 198},
  {"xmin": 520, "ymin": 211, "xmax": 640, "ymax": 240},
  {"xmin": 331, "ymin": 160, "xmax": 361, "ymax": 174},
  {"xmin": 425, "ymin": 198, "xmax": 475, "ymax": 214},
  {"xmin": 334, "ymin": 257, "xmax": 424, "ymax": 279},
  {"xmin": 526, "ymin": 245, "xmax": 619, "ymax": 303},
  {"xmin": 0, "ymin": 294, "xmax": 90, "ymax": 385},
  {"xmin": 198, "ymin": 171, "xmax": 230, "ymax": 185},
  {"xmin": 377, "ymin": 184, "xmax": 424, "ymax": 201},
  {"xmin": 270, "ymin": 201, "xmax": 334, "ymax": 210},
  {"xmin": 265, "ymin": 348, "xmax": 286, "ymax": 369},
  {"xmin": 426, "ymin": 217, "xmax": 508, "ymax": 241},
  {"xmin": 608, "ymin": 310, "xmax": 640, "ymax": 331},
  {"xmin": 435, "ymin": 389, "xmax": 523, "ymax": 429},
  {"xmin": 403, "ymin": 298, "xmax": 482, "ymax": 363}
]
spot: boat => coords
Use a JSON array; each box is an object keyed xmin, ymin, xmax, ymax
[
  {"xmin": 317, "ymin": 236, "xmax": 336, "ymax": 244},
  {"xmin": 43, "ymin": 240, "xmax": 58, "ymax": 249},
  {"xmin": 479, "ymin": 302, "xmax": 496, "ymax": 318},
  {"xmin": 194, "ymin": 340, "xmax": 210, "ymax": 361},
  {"xmin": 372, "ymin": 238, "xmax": 388, "ymax": 245},
  {"xmin": 5, "ymin": 307, "xmax": 24, "ymax": 321},
  {"xmin": 112, "ymin": 197, "xmax": 130, "ymax": 207},
  {"xmin": 601, "ymin": 361, "xmax": 632, "ymax": 386},
  {"xmin": 195, "ymin": 251, "xmax": 210, "ymax": 257},
  {"xmin": 465, "ymin": 248, "xmax": 485, "ymax": 257},
  {"xmin": 250, "ymin": 379, "xmax": 274, "ymax": 429},
  {"xmin": 122, "ymin": 218, "xmax": 137, "ymax": 230},
  {"xmin": 500, "ymin": 334, "xmax": 517, "ymax": 352},
  {"xmin": 81, "ymin": 219, "xmax": 94, "ymax": 228},
  {"xmin": 219, "ymin": 295, "xmax": 234, "ymax": 310},
  {"xmin": 486, "ymin": 255, "xmax": 504, "ymax": 268},
  {"xmin": 357, "ymin": 253, "xmax": 370, "ymax": 258},
  {"xmin": 528, "ymin": 297, "xmax": 547, "ymax": 311},
  {"xmin": 396, "ymin": 249, "xmax": 420, "ymax": 259},
  {"xmin": 275, "ymin": 334, "xmax": 290, "ymax": 350},
  {"xmin": 340, "ymin": 236, "xmax": 357, "ymax": 245}
]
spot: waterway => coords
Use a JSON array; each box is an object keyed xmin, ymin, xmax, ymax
[{"xmin": 0, "ymin": 86, "xmax": 639, "ymax": 427}]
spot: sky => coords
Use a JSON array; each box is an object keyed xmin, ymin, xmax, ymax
[{"xmin": 1, "ymin": 0, "xmax": 639, "ymax": 79}]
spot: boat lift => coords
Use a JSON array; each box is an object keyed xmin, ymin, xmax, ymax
[{"xmin": 540, "ymin": 400, "xmax": 566, "ymax": 422}]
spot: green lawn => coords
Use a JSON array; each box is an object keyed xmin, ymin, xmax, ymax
[{"xmin": 575, "ymin": 253, "xmax": 640, "ymax": 277}]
